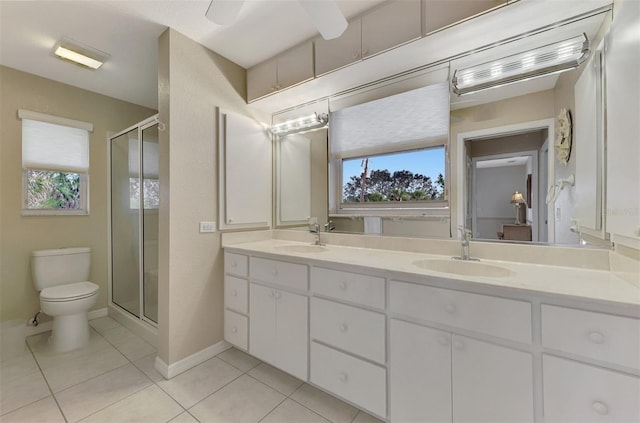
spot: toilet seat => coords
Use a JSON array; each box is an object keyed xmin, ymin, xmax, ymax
[{"xmin": 41, "ymin": 281, "xmax": 99, "ymax": 302}]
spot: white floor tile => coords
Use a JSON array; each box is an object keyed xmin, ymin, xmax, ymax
[
  {"xmin": 100, "ymin": 325, "xmax": 136, "ymax": 344},
  {"xmin": 88, "ymin": 317, "xmax": 121, "ymax": 335},
  {"xmin": 247, "ymin": 363, "xmax": 303, "ymax": 396},
  {"xmin": 0, "ymin": 396, "xmax": 65, "ymax": 423},
  {"xmin": 290, "ymin": 384, "xmax": 359, "ymax": 423},
  {"xmin": 169, "ymin": 411, "xmax": 199, "ymax": 422},
  {"xmin": 111, "ymin": 334, "xmax": 156, "ymax": 362},
  {"xmin": 217, "ymin": 347, "xmax": 260, "ymax": 372},
  {"xmin": 79, "ymin": 384, "xmax": 183, "ymax": 423},
  {"xmin": 353, "ymin": 410, "xmax": 385, "ymax": 423},
  {"xmin": 1, "ymin": 351, "xmax": 39, "ymax": 380},
  {"xmin": 55, "ymin": 363, "xmax": 151, "ymax": 422},
  {"xmin": 133, "ymin": 353, "xmax": 165, "ymax": 383},
  {"xmin": 0, "ymin": 369, "xmax": 50, "ymax": 415},
  {"xmin": 157, "ymin": 357, "xmax": 242, "ymax": 409},
  {"xmin": 189, "ymin": 374, "xmax": 285, "ymax": 423},
  {"xmin": 261, "ymin": 398, "xmax": 330, "ymax": 423}
]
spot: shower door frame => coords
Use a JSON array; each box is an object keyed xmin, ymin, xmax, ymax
[{"xmin": 107, "ymin": 114, "xmax": 159, "ymax": 338}]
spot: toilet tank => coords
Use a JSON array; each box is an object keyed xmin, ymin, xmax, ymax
[{"xmin": 31, "ymin": 247, "xmax": 91, "ymax": 291}]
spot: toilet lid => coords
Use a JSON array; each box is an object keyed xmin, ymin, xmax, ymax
[{"xmin": 41, "ymin": 282, "xmax": 99, "ymax": 302}]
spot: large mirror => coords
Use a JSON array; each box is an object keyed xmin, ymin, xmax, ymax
[{"xmin": 273, "ymin": 9, "xmax": 610, "ymax": 246}]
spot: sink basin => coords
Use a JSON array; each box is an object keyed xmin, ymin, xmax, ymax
[
  {"xmin": 412, "ymin": 258, "xmax": 512, "ymax": 278},
  {"xmin": 274, "ymin": 244, "xmax": 328, "ymax": 254}
]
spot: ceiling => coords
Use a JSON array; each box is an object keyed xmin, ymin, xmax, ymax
[{"xmin": 0, "ymin": 0, "xmax": 384, "ymax": 109}]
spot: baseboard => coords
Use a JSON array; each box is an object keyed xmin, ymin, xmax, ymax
[
  {"xmin": 155, "ymin": 340, "xmax": 232, "ymax": 379},
  {"xmin": 25, "ymin": 308, "xmax": 108, "ymax": 336}
]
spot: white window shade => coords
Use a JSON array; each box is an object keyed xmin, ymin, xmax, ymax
[
  {"xmin": 329, "ymin": 81, "xmax": 450, "ymax": 158},
  {"xmin": 22, "ymin": 118, "xmax": 90, "ymax": 173},
  {"xmin": 128, "ymin": 138, "xmax": 159, "ymax": 179}
]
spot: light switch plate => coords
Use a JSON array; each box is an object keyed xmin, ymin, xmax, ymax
[{"xmin": 199, "ymin": 221, "xmax": 216, "ymax": 233}]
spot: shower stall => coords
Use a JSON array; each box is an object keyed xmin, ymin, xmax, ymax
[{"xmin": 108, "ymin": 115, "xmax": 160, "ymax": 335}]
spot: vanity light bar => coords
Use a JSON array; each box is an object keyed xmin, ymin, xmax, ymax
[
  {"xmin": 53, "ymin": 38, "xmax": 109, "ymax": 70},
  {"xmin": 452, "ymin": 33, "xmax": 590, "ymax": 96},
  {"xmin": 270, "ymin": 113, "xmax": 329, "ymax": 136}
]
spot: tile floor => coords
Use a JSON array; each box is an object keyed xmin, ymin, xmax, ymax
[{"xmin": 0, "ymin": 317, "xmax": 383, "ymax": 423}]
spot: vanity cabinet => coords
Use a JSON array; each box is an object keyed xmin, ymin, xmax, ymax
[
  {"xmin": 422, "ymin": 0, "xmax": 507, "ymax": 35},
  {"xmin": 390, "ymin": 280, "xmax": 534, "ymax": 423},
  {"xmin": 361, "ymin": 0, "xmax": 422, "ymax": 58},
  {"xmin": 223, "ymin": 252, "xmax": 250, "ymax": 350},
  {"xmin": 249, "ymin": 283, "xmax": 308, "ymax": 380},
  {"xmin": 247, "ymin": 41, "xmax": 314, "ymax": 101}
]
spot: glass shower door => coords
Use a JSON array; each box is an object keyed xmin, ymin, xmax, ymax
[
  {"xmin": 141, "ymin": 123, "xmax": 159, "ymax": 323},
  {"xmin": 111, "ymin": 128, "xmax": 141, "ymax": 318}
]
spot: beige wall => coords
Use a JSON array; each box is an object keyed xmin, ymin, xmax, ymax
[
  {"xmin": 157, "ymin": 29, "xmax": 268, "ymax": 364},
  {"xmin": 0, "ymin": 65, "xmax": 156, "ymax": 323}
]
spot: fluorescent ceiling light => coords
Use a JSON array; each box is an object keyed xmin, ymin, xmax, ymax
[
  {"xmin": 53, "ymin": 39, "xmax": 109, "ymax": 70},
  {"xmin": 452, "ymin": 34, "xmax": 589, "ymax": 96},
  {"xmin": 271, "ymin": 113, "xmax": 329, "ymax": 136}
]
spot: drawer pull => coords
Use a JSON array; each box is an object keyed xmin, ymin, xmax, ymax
[
  {"xmin": 445, "ymin": 303, "xmax": 457, "ymax": 314},
  {"xmin": 339, "ymin": 323, "xmax": 349, "ymax": 333},
  {"xmin": 231, "ymin": 326, "xmax": 238, "ymax": 333},
  {"xmin": 592, "ymin": 401, "xmax": 609, "ymax": 415},
  {"xmin": 438, "ymin": 335, "xmax": 449, "ymax": 347},
  {"xmin": 339, "ymin": 281, "xmax": 348, "ymax": 290},
  {"xmin": 338, "ymin": 372, "xmax": 349, "ymax": 383},
  {"xmin": 453, "ymin": 340, "xmax": 464, "ymax": 350},
  {"xmin": 587, "ymin": 331, "xmax": 606, "ymax": 344}
]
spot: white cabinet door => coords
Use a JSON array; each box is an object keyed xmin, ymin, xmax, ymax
[
  {"xmin": 277, "ymin": 41, "xmax": 314, "ymax": 90},
  {"xmin": 276, "ymin": 290, "xmax": 308, "ymax": 380},
  {"xmin": 390, "ymin": 319, "xmax": 452, "ymax": 423},
  {"xmin": 361, "ymin": 0, "xmax": 421, "ymax": 58},
  {"xmin": 452, "ymin": 335, "xmax": 534, "ymax": 423},
  {"xmin": 605, "ymin": 0, "xmax": 640, "ymax": 242},
  {"xmin": 249, "ymin": 283, "xmax": 277, "ymax": 365},
  {"xmin": 247, "ymin": 57, "xmax": 277, "ymax": 101},
  {"xmin": 315, "ymin": 19, "xmax": 362, "ymax": 76},
  {"xmin": 422, "ymin": 0, "xmax": 506, "ymax": 34},
  {"xmin": 543, "ymin": 355, "xmax": 640, "ymax": 423}
]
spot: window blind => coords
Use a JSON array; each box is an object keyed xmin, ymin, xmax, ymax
[
  {"xmin": 329, "ymin": 81, "xmax": 450, "ymax": 158},
  {"xmin": 22, "ymin": 118, "xmax": 90, "ymax": 173}
]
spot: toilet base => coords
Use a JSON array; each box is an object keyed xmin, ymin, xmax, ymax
[{"xmin": 49, "ymin": 312, "xmax": 90, "ymax": 353}]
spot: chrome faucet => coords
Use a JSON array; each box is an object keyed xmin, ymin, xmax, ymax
[
  {"xmin": 454, "ymin": 226, "xmax": 477, "ymax": 261},
  {"xmin": 310, "ymin": 223, "xmax": 323, "ymax": 245},
  {"xmin": 324, "ymin": 220, "xmax": 335, "ymax": 232}
]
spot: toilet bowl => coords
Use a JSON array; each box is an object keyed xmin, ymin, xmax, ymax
[{"xmin": 31, "ymin": 248, "xmax": 99, "ymax": 352}]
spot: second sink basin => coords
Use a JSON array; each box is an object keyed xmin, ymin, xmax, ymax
[
  {"xmin": 274, "ymin": 244, "xmax": 328, "ymax": 254},
  {"xmin": 412, "ymin": 258, "xmax": 512, "ymax": 278}
]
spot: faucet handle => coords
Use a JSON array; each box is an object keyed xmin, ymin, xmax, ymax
[{"xmin": 457, "ymin": 225, "xmax": 471, "ymax": 239}]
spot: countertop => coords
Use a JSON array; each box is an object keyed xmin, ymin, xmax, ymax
[{"xmin": 224, "ymin": 238, "xmax": 640, "ymax": 310}]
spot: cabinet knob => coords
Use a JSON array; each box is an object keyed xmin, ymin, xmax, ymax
[
  {"xmin": 231, "ymin": 326, "xmax": 238, "ymax": 333},
  {"xmin": 338, "ymin": 372, "xmax": 349, "ymax": 383},
  {"xmin": 231, "ymin": 261, "xmax": 237, "ymax": 268},
  {"xmin": 587, "ymin": 331, "xmax": 606, "ymax": 344},
  {"xmin": 269, "ymin": 290, "xmax": 275, "ymax": 299},
  {"xmin": 339, "ymin": 281, "xmax": 348, "ymax": 290},
  {"xmin": 445, "ymin": 303, "xmax": 457, "ymax": 314},
  {"xmin": 232, "ymin": 289, "xmax": 238, "ymax": 297},
  {"xmin": 352, "ymin": 51, "xmax": 360, "ymax": 59},
  {"xmin": 228, "ymin": 218, "xmax": 234, "ymax": 223},
  {"xmin": 591, "ymin": 401, "xmax": 609, "ymax": 415},
  {"xmin": 339, "ymin": 323, "xmax": 349, "ymax": 333},
  {"xmin": 453, "ymin": 340, "xmax": 464, "ymax": 350},
  {"xmin": 362, "ymin": 49, "xmax": 369, "ymax": 56},
  {"xmin": 438, "ymin": 335, "xmax": 449, "ymax": 347}
]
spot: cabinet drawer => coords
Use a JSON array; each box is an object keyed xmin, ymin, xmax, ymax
[
  {"xmin": 250, "ymin": 257, "xmax": 308, "ymax": 290},
  {"xmin": 310, "ymin": 342, "xmax": 386, "ymax": 418},
  {"xmin": 224, "ymin": 310, "xmax": 248, "ymax": 350},
  {"xmin": 542, "ymin": 305, "xmax": 640, "ymax": 370},
  {"xmin": 311, "ymin": 267, "xmax": 385, "ymax": 309},
  {"xmin": 390, "ymin": 281, "xmax": 532, "ymax": 344},
  {"xmin": 311, "ymin": 298, "xmax": 385, "ymax": 364},
  {"xmin": 224, "ymin": 276, "xmax": 248, "ymax": 314},
  {"xmin": 543, "ymin": 355, "xmax": 640, "ymax": 423},
  {"xmin": 225, "ymin": 252, "xmax": 248, "ymax": 278}
]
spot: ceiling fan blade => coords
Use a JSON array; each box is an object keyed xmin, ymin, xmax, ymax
[
  {"xmin": 298, "ymin": 0, "xmax": 348, "ymax": 40},
  {"xmin": 205, "ymin": 0, "xmax": 245, "ymax": 25}
]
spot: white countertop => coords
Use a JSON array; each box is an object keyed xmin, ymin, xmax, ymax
[{"xmin": 224, "ymin": 238, "xmax": 640, "ymax": 309}]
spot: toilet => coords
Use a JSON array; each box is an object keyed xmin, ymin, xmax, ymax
[{"xmin": 31, "ymin": 247, "xmax": 99, "ymax": 352}]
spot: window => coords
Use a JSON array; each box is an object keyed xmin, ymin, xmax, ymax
[
  {"xmin": 20, "ymin": 110, "xmax": 92, "ymax": 215},
  {"xmin": 329, "ymin": 78, "xmax": 450, "ymax": 214},
  {"xmin": 342, "ymin": 147, "xmax": 446, "ymax": 203}
]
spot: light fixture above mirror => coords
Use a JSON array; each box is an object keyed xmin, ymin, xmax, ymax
[
  {"xmin": 270, "ymin": 113, "xmax": 328, "ymax": 136},
  {"xmin": 452, "ymin": 33, "xmax": 590, "ymax": 96}
]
